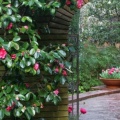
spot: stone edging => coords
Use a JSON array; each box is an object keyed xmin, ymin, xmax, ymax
[{"xmin": 69, "ymin": 87, "xmax": 120, "ymax": 103}]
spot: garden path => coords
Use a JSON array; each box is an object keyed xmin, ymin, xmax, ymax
[{"xmin": 69, "ymin": 87, "xmax": 120, "ymax": 120}]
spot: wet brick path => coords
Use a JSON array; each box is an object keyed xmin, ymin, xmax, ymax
[{"xmin": 70, "ymin": 93, "xmax": 120, "ymax": 120}]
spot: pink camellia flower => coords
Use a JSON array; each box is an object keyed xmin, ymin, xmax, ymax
[
  {"xmin": 55, "ymin": 67, "xmax": 59, "ymax": 73},
  {"xmin": 108, "ymin": 71, "xmax": 113, "ymax": 75},
  {"xmin": 68, "ymin": 106, "xmax": 73, "ymax": 113},
  {"xmin": 53, "ymin": 89, "xmax": 59, "ymax": 95},
  {"xmin": 0, "ymin": 48, "xmax": 7, "ymax": 59},
  {"xmin": 59, "ymin": 63, "xmax": 64, "ymax": 69},
  {"xmin": 6, "ymin": 106, "xmax": 12, "ymax": 112},
  {"xmin": 24, "ymin": 26, "xmax": 28, "ymax": 30},
  {"xmin": 34, "ymin": 63, "xmax": 39, "ymax": 71},
  {"xmin": 6, "ymin": 23, "xmax": 13, "ymax": 30},
  {"xmin": 66, "ymin": 0, "xmax": 71, "ymax": 6},
  {"xmin": 6, "ymin": 4, "xmax": 11, "ymax": 8},
  {"xmin": 62, "ymin": 70, "xmax": 67, "ymax": 76},
  {"xmin": 77, "ymin": 0, "xmax": 83, "ymax": 9},
  {"xmin": 11, "ymin": 54, "xmax": 16, "ymax": 60},
  {"xmin": 80, "ymin": 108, "xmax": 87, "ymax": 114}
]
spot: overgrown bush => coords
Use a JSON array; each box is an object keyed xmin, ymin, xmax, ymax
[{"xmin": 79, "ymin": 41, "xmax": 120, "ymax": 91}]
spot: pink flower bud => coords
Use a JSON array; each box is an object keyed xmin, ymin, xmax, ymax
[
  {"xmin": 59, "ymin": 63, "xmax": 64, "ymax": 69},
  {"xmin": 55, "ymin": 67, "xmax": 59, "ymax": 73},
  {"xmin": 62, "ymin": 70, "xmax": 67, "ymax": 76},
  {"xmin": 24, "ymin": 26, "xmax": 28, "ymax": 29},
  {"xmin": 11, "ymin": 54, "xmax": 16, "ymax": 60},
  {"xmin": 53, "ymin": 89, "xmax": 59, "ymax": 95},
  {"xmin": 6, "ymin": 106, "xmax": 12, "ymax": 112},
  {"xmin": 6, "ymin": 23, "xmax": 13, "ymax": 30},
  {"xmin": 34, "ymin": 63, "xmax": 39, "ymax": 71},
  {"xmin": 6, "ymin": 4, "xmax": 11, "ymax": 8},
  {"xmin": 66, "ymin": 0, "xmax": 71, "ymax": 6}
]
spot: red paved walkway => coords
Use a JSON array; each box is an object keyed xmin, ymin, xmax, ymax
[{"xmin": 69, "ymin": 87, "xmax": 120, "ymax": 120}]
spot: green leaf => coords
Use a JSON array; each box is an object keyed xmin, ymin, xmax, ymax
[
  {"xmin": 29, "ymin": 49, "xmax": 35, "ymax": 55},
  {"xmin": 6, "ymin": 86, "xmax": 12, "ymax": 93},
  {"xmin": 30, "ymin": 57, "xmax": 35, "ymax": 65},
  {"xmin": 60, "ymin": 76, "xmax": 66, "ymax": 84},
  {"xmin": 26, "ymin": 61, "xmax": 31, "ymax": 66},
  {"xmin": 13, "ymin": 42, "xmax": 19, "ymax": 50},
  {"xmin": 10, "ymin": 16, "xmax": 16, "ymax": 22},
  {"xmin": 50, "ymin": 8, "xmax": 55, "ymax": 15},
  {"xmin": 7, "ymin": 9, "xmax": 12, "ymax": 15},
  {"xmin": 0, "ymin": 109, "xmax": 4, "ymax": 119},
  {"xmin": 52, "ymin": 52, "xmax": 60, "ymax": 59},
  {"xmin": 25, "ymin": 93, "xmax": 31, "ymax": 101},
  {"xmin": 4, "ymin": 110, "xmax": 10, "ymax": 116},
  {"xmin": 25, "ymin": 111, "xmax": 31, "ymax": 120},
  {"xmin": 58, "ymin": 50, "xmax": 66, "ymax": 57},
  {"xmin": 21, "ymin": 16, "xmax": 32, "ymax": 23},
  {"xmin": 7, "ymin": 60, "xmax": 12, "ymax": 68},
  {"xmin": 0, "ymin": 37, "xmax": 4, "ymax": 43},
  {"xmin": 13, "ymin": 36, "xmax": 21, "ymax": 42},
  {"xmin": 17, "ymin": 94, "xmax": 25, "ymax": 101},
  {"xmin": 27, "ymin": 107, "xmax": 35, "ymax": 116},
  {"xmin": 20, "ymin": 60, "xmax": 25, "ymax": 68},
  {"xmin": 34, "ymin": 107, "xmax": 40, "ymax": 113},
  {"xmin": 34, "ymin": 52, "xmax": 39, "ymax": 59},
  {"xmin": 14, "ymin": 109, "xmax": 22, "ymax": 117},
  {"xmin": 35, "ymin": 0, "xmax": 42, "ymax": 8}
]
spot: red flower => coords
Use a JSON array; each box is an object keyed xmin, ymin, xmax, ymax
[
  {"xmin": 11, "ymin": 54, "xmax": 16, "ymax": 60},
  {"xmin": 55, "ymin": 67, "xmax": 59, "ymax": 73},
  {"xmin": 80, "ymin": 108, "xmax": 87, "ymax": 114},
  {"xmin": 53, "ymin": 89, "xmax": 59, "ymax": 95},
  {"xmin": 34, "ymin": 63, "xmax": 39, "ymax": 71},
  {"xmin": 62, "ymin": 70, "xmax": 67, "ymax": 76},
  {"xmin": 66, "ymin": 0, "xmax": 71, "ymax": 6},
  {"xmin": 77, "ymin": 0, "xmax": 83, "ymax": 9},
  {"xmin": 6, "ymin": 23, "xmax": 13, "ymax": 30},
  {"xmin": 68, "ymin": 106, "xmax": 73, "ymax": 113},
  {"xmin": 6, "ymin": 106, "xmax": 12, "ymax": 112},
  {"xmin": 0, "ymin": 48, "xmax": 7, "ymax": 59}
]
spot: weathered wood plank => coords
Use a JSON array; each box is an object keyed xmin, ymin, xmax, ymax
[
  {"xmin": 57, "ymin": 8, "xmax": 74, "ymax": 18},
  {"xmin": 51, "ymin": 17, "xmax": 70, "ymax": 26},
  {"xmin": 63, "ymin": 5, "xmax": 75, "ymax": 15},
  {"xmin": 40, "ymin": 34, "xmax": 68, "ymax": 40},
  {"xmin": 49, "ymin": 22, "xmax": 68, "ymax": 29},
  {"xmin": 49, "ymin": 28, "xmax": 68, "ymax": 34},
  {"xmin": 55, "ymin": 12, "xmax": 71, "ymax": 22}
]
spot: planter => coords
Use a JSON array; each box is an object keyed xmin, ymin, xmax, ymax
[{"xmin": 100, "ymin": 78, "xmax": 120, "ymax": 88}]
